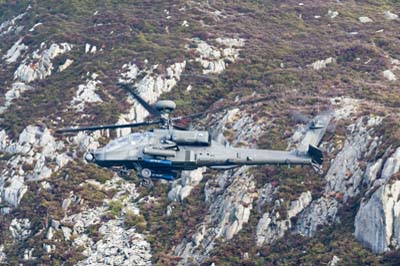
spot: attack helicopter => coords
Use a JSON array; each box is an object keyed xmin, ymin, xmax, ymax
[{"xmin": 57, "ymin": 83, "xmax": 331, "ymax": 187}]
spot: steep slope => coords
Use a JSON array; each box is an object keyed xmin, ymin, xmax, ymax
[{"xmin": 0, "ymin": 1, "xmax": 400, "ymax": 265}]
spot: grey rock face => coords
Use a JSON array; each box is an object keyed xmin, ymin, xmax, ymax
[
  {"xmin": 189, "ymin": 37, "xmax": 245, "ymax": 75},
  {"xmin": 364, "ymin": 159, "xmax": 383, "ymax": 187},
  {"xmin": 0, "ymin": 126, "xmax": 70, "ymax": 207},
  {"xmin": 325, "ymin": 116, "xmax": 382, "ymax": 201},
  {"xmin": 71, "ymin": 78, "xmax": 103, "ymax": 111},
  {"xmin": 175, "ymin": 167, "xmax": 256, "ymax": 265},
  {"xmin": 9, "ymin": 218, "xmax": 31, "ymax": 241},
  {"xmin": 168, "ymin": 168, "xmax": 205, "ymax": 202},
  {"xmin": 0, "ymin": 82, "xmax": 32, "ymax": 114},
  {"xmin": 295, "ymin": 197, "xmax": 339, "ymax": 237},
  {"xmin": 256, "ymin": 191, "xmax": 312, "ymax": 246},
  {"xmin": 14, "ymin": 43, "xmax": 73, "ymax": 82},
  {"xmin": 0, "ymin": 12, "xmax": 26, "ymax": 36},
  {"xmin": 355, "ymin": 181, "xmax": 400, "ymax": 253},
  {"xmin": 381, "ymin": 147, "xmax": 400, "ymax": 181},
  {"xmin": 2, "ymin": 38, "xmax": 28, "ymax": 63},
  {"xmin": 294, "ymin": 116, "xmax": 381, "ymax": 238},
  {"xmin": 77, "ymin": 220, "xmax": 152, "ymax": 266}
]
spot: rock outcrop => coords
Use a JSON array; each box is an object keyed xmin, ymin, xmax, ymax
[
  {"xmin": 355, "ymin": 181, "xmax": 400, "ymax": 253},
  {"xmin": 77, "ymin": 220, "xmax": 152, "ymax": 266},
  {"xmin": 9, "ymin": 218, "xmax": 31, "ymax": 241},
  {"xmin": 168, "ymin": 167, "xmax": 205, "ymax": 202},
  {"xmin": 117, "ymin": 61, "xmax": 186, "ymax": 137},
  {"xmin": 3, "ymin": 38, "xmax": 28, "ymax": 63},
  {"xmin": 0, "ymin": 11, "xmax": 26, "ymax": 36},
  {"xmin": 189, "ymin": 37, "xmax": 245, "ymax": 75},
  {"xmin": 0, "ymin": 82, "xmax": 32, "ymax": 114},
  {"xmin": 71, "ymin": 76, "xmax": 103, "ymax": 111},
  {"xmin": 256, "ymin": 191, "xmax": 312, "ymax": 245},
  {"xmin": 324, "ymin": 116, "xmax": 382, "ymax": 201},
  {"xmin": 310, "ymin": 57, "xmax": 335, "ymax": 70},
  {"xmin": 14, "ymin": 43, "xmax": 73, "ymax": 82},
  {"xmin": 381, "ymin": 147, "xmax": 400, "ymax": 181},
  {"xmin": 174, "ymin": 108, "xmax": 264, "ymax": 264},
  {"xmin": 296, "ymin": 197, "xmax": 339, "ymax": 237},
  {"xmin": 175, "ymin": 166, "xmax": 256, "ymax": 264},
  {"xmin": 0, "ymin": 126, "xmax": 70, "ymax": 208}
]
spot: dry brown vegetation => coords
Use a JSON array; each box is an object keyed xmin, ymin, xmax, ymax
[{"xmin": 0, "ymin": 0, "xmax": 400, "ymax": 265}]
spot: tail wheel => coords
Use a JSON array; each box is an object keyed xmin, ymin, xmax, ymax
[{"xmin": 140, "ymin": 177, "xmax": 153, "ymax": 188}]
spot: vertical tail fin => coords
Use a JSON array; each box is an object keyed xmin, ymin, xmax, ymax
[{"xmin": 307, "ymin": 144, "xmax": 324, "ymax": 165}]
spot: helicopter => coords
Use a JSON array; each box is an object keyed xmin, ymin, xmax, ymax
[{"xmin": 57, "ymin": 83, "xmax": 331, "ymax": 187}]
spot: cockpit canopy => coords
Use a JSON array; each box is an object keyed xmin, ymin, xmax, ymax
[{"xmin": 105, "ymin": 132, "xmax": 154, "ymax": 150}]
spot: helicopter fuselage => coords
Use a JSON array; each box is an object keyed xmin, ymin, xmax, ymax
[{"xmin": 87, "ymin": 128, "xmax": 319, "ymax": 181}]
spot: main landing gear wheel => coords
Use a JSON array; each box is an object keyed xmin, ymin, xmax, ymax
[
  {"xmin": 118, "ymin": 168, "xmax": 130, "ymax": 178},
  {"xmin": 139, "ymin": 168, "xmax": 153, "ymax": 188}
]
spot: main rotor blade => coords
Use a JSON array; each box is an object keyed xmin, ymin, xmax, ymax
[
  {"xmin": 171, "ymin": 111, "xmax": 208, "ymax": 122},
  {"xmin": 172, "ymin": 95, "xmax": 276, "ymax": 122},
  {"xmin": 118, "ymin": 83, "xmax": 161, "ymax": 117},
  {"xmin": 56, "ymin": 120, "xmax": 161, "ymax": 133}
]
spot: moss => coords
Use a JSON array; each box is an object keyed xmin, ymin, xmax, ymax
[
  {"xmin": 108, "ymin": 200, "xmax": 123, "ymax": 217},
  {"xmin": 124, "ymin": 211, "xmax": 146, "ymax": 232},
  {"xmin": 86, "ymin": 224, "xmax": 103, "ymax": 243}
]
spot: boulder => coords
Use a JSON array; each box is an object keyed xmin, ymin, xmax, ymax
[
  {"xmin": 310, "ymin": 57, "xmax": 335, "ymax": 70},
  {"xmin": 384, "ymin": 11, "xmax": 398, "ymax": 20},
  {"xmin": 383, "ymin": 69, "xmax": 397, "ymax": 81},
  {"xmin": 0, "ymin": 245, "xmax": 6, "ymax": 263},
  {"xmin": 359, "ymin": 16, "xmax": 373, "ymax": 23}
]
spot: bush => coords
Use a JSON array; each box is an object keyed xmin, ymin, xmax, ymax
[
  {"xmin": 124, "ymin": 211, "xmax": 146, "ymax": 232},
  {"xmin": 108, "ymin": 200, "xmax": 123, "ymax": 217}
]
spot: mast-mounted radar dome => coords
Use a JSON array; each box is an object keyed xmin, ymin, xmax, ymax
[{"xmin": 154, "ymin": 100, "xmax": 176, "ymax": 113}]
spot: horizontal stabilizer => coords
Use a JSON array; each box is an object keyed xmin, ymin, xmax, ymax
[
  {"xmin": 297, "ymin": 113, "xmax": 332, "ymax": 152},
  {"xmin": 308, "ymin": 145, "xmax": 323, "ymax": 165}
]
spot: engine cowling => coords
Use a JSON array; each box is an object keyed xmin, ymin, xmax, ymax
[{"xmin": 171, "ymin": 130, "xmax": 210, "ymax": 146}]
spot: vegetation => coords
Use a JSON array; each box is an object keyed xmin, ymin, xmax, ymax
[{"xmin": 1, "ymin": 0, "xmax": 400, "ymax": 265}]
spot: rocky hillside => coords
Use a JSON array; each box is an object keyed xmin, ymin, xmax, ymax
[{"xmin": 0, "ymin": 0, "xmax": 400, "ymax": 265}]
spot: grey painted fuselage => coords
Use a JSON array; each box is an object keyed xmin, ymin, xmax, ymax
[{"xmin": 90, "ymin": 113, "xmax": 331, "ymax": 178}]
